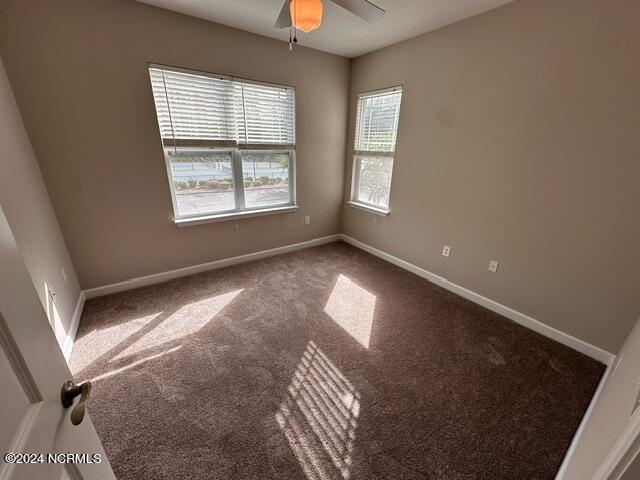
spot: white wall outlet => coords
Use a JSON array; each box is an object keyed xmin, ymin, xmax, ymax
[
  {"xmin": 488, "ymin": 260, "xmax": 499, "ymax": 273},
  {"xmin": 442, "ymin": 245, "xmax": 451, "ymax": 257},
  {"xmin": 60, "ymin": 267, "xmax": 68, "ymax": 283},
  {"xmin": 304, "ymin": 216, "xmax": 311, "ymax": 225}
]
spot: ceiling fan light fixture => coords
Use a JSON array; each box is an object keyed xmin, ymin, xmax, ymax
[{"xmin": 290, "ymin": 0, "xmax": 323, "ymax": 34}]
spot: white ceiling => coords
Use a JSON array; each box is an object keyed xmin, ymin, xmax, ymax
[{"xmin": 137, "ymin": 0, "xmax": 514, "ymax": 58}]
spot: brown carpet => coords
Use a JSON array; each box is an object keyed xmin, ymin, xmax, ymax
[{"xmin": 70, "ymin": 241, "xmax": 604, "ymax": 480}]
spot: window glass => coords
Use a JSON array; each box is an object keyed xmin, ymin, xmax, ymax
[
  {"xmin": 355, "ymin": 156, "xmax": 393, "ymax": 209},
  {"xmin": 241, "ymin": 151, "xmax": 291, "ymax": 209},
  {"xmin": 168, "ymin": 150, "xmax": 235, "ymax": 217}
]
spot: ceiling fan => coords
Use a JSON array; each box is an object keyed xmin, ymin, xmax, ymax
[{"xmin": 274, "ymin": 0, "xmax": 385, "ymax": 48}]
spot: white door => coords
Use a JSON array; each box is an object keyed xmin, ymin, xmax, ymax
[{"xmin": 0, "ymin": 206, "xmax": 115, "ymax": 480}]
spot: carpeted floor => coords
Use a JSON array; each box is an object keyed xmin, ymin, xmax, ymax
[{"xmin": 70, "ymin": 241, "xmax": 604, "ymax": 480}]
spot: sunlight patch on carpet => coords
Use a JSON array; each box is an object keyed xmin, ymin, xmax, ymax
[
  {"xmin": 324, "ymin": 274, "xmax": 375, "ymax": 349},
  {"xmin": 72, "ymin": 312, "xmax": 160, "ymax": 372},
  {"xmin": 90, "ymin": 345, "xmax": 183, "ymax": 382},
  {"xmin": 276, "ymin": 341, "xmax": 360, "ymax": 480},
  {"xmin": 113, "ymin": 289, "xmax": 243, "ymax": 360}
]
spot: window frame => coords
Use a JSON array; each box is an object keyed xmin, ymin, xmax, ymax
[
  {"xmin": 350, "ymin": 153, "xmax": 395, "ymax": 212},
  {"xmin": 349, "ymin": 85, "xmax": 403, "ymax": 215},
  {"xmin": 148, "ymin": 63, "xmax": 297, "ymax": 226},
  {"xmin": 164, "ymin": 147, "xmax": 297, "ymax": 225}
]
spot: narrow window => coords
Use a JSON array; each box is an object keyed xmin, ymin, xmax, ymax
[
  {"xmin": 148, "ymin": 65, "xmax": 296, "ymax": 221},
  {"xmin": 351, "ymin": 87, "xmax": 402, "ymax": 212}
]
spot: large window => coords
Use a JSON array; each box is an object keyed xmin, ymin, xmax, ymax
[
  {"xmin": 148, "ymin": 65, "xmax": 296, "ymax": 222},
  {"xmin": 351, "ymin": 87, "xmax": 403, "ymax": 213}
]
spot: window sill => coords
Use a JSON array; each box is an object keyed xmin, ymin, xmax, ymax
[
  {"xmin": 347, "ymin": 201, "xmax": 389, "ymax": 217},
  {"xmin": 175, "ymin": 205, "xmax": 299, "ymax": 227}
]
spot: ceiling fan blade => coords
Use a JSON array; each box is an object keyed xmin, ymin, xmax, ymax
[
  {"xmin": 330, "ymin": 0, "xmax": 385, "ymax": 22},
  {"xmin": 274, "ymin": 0, "xmax": 292, "ymax": 28}
]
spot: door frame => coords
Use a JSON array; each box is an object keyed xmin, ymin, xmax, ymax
[{"xmin": 594, "ymin": 407, "xmax": 640, "ymax": 479}]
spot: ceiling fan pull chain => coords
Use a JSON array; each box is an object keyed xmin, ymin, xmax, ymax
[{"xmin": 293, "ymin": 0, "xmax": 298, "ymax": 45}]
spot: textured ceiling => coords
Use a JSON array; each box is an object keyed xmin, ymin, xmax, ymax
[{"xmin": 136, "ymin": 0, "xmax": 515, "ymax": 58}]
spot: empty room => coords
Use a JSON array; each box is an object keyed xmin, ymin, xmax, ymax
[{"xmin": 0, "ymin": 0, "xmax": 639, "ymax": 479}]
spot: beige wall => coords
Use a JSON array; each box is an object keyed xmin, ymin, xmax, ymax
[
  {"xmin": 0, "ymin": 0, "xmax": 637, "ymax": 353},
  {"xmin": 562, "ymin": 317, "xmax": 640, "ymax": 479},
  {"xmin": 0, "ymin": 0, "xmax": 349, "ymax": 289},
  {"xmin": 0, "ymin": 57, "xmax": 82, "ymax": 349},
  {"xmin": 342, "ymin": 0, "xmax": 640, "ymax": 353}
]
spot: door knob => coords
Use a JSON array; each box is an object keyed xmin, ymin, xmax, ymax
[{"xmin": 60, "ymin": 380, "xmax": 92, "ymax": 426}]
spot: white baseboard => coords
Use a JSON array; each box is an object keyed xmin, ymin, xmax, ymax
[
  {"xmin": 555, "ymin": 356, "xmax": 616, "ymax": 479},
  {"xmin": 80, "ymin": 230, "xmax": 613, "ymax": 363},
  {"xmin": 83, "ymin": 234, "xmax": 342, "ymax": 300},
  {"xmin": 340, "ymin": 234, "xmax": 614, "ymax": 364},
  {"xmin": 62, "ymin": 291, "xmax": 85, "ymax": 361}
]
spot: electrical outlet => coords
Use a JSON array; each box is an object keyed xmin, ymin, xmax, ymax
[
  {"xmin": 442, "ymin": 245, "xmax": 451, "ymax": 257},
  {"xmin": 488, "ymin": 260, "xmax": 499, "ymax": 273},
  {"xmin": 304, "ymin": 216, "xmax": 310, "ymax": 225}
]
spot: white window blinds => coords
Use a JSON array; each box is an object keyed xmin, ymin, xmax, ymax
[
  {"xmin": 149, "ymin": 65, "xmax": 295, "ymax": 147},
  {"xmin": 354, "ymin": 88, "xmax": 402, "ymax": 155}
]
